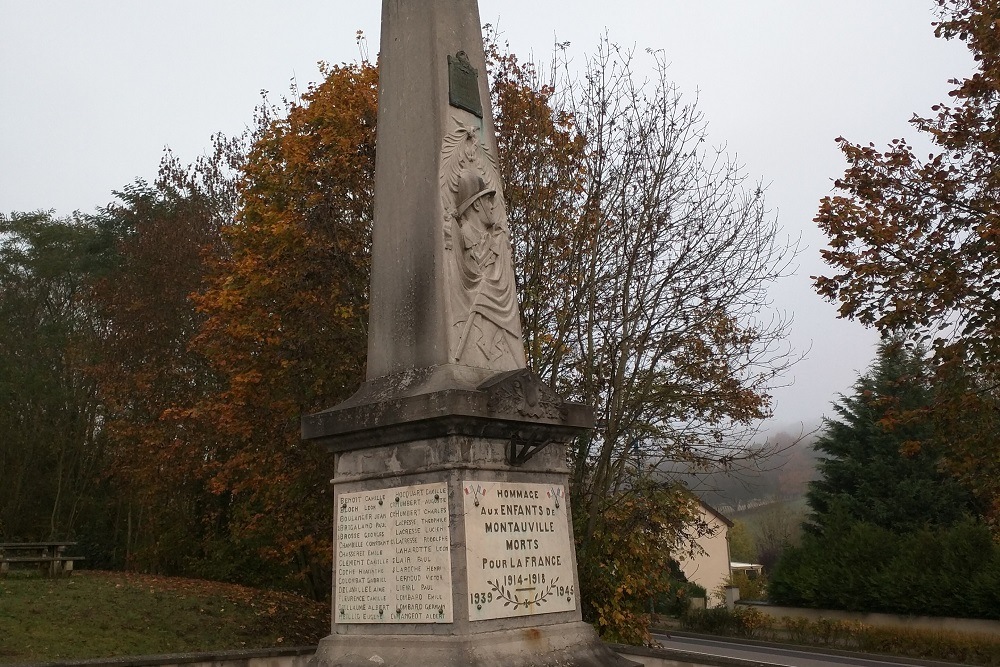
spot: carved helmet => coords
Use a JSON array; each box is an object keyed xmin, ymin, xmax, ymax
[{"xmin": 455, "ymin": 168, "xmax": 495, "ymax": 218}]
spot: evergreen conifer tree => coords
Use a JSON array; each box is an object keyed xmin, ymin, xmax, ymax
[{"xmin": 806, "ymin": 339, "xmax": 977, "ymax": 535}]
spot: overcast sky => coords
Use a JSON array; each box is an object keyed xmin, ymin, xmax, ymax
[{"xmin": 0, "ymin": 1, "xmax": 974, "ymax": 430}]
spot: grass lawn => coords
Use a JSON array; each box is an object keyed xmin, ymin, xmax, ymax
[
  {"xmin": 0, "ymin": 571, "xmax": 329, "ymax": 663},
  {"xmin": 728, "ymin": 497, "xmax": 809, "ymax": 524}
]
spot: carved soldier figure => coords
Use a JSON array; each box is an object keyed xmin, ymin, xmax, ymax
[{"xmin": 450, "ymin": 166, "xmax": 523, "ymax": 368}]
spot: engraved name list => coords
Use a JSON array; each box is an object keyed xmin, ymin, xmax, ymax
[{"xmin": 336, "ymin": 483, "xmax": 453, "ymax": 624}]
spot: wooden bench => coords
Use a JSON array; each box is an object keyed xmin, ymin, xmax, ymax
[{"xmin": 0, "ymin": 542, "xmax": 85, "ymax": 577}]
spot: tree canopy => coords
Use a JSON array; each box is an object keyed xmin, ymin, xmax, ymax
[
  {"xmin": 806, "ymin": 339, "xmax": 978, "ymax": 535},
  {"xmin": 0, "ymin": 212, "xmax": 114, "ymax": 543},
  {"xmin": 813, "ymin": 0, "xmax": 1000, "ymax": 521},
  {"xmin": 772, "ymin": 339, "xmax": 992, "ymax": 617}
]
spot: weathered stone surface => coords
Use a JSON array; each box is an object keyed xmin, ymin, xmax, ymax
[
  {"xmin": 329, "ymin": 438, "xmax": 579, "ymax": 634},
  {"xmin": 311, "ymin": 622, "xmax": 639, "ymax": 667},
  {"xmin": 301, "ymin": 366, "xmax": 592, "ymax": 454},
  {"xmin": 463, "ymin": 481, "xmax": 577, "ymax": 621},
  {"xmin": 335, "ymin": 483, "xmax": 453, "ymax": 624},
  {"xmin": 301, "ymin": 0, "xmax": 552, "ymax": 446},
  {"xmin": 314, "ymin": 439, "xmax": 636, "ymax": 667},
  {"xmin": 365, "ymin": 0, "xmax": 525, "ymax": 384},
  {"xmin": 310, "ymin": 443, "xmax": 626, "ymax": 667}
]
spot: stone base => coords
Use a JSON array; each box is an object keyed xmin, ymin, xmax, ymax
[{"xmin": 309, "ymin": 621, "xmax": 639, "ymax": 667}]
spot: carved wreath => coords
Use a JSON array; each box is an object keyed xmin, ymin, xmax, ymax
[
  {"xmin": 488, "ymin": 577, "xmax": 561, "ymax": 610},
  {"xmin": 483, "ymin": 369, "xmax": 568, "ymax": 421}
]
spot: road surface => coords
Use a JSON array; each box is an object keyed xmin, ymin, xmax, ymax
[{"xmin": 651, "ymin": 633, "xmax": 958, "ymax": 667}]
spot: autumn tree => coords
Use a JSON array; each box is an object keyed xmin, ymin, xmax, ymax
[
  {"xmin": 575, "ymin": 480, "xmax": 701, "ymax": 643},
  {"xmin": 488, "ymin": 34, "xmax": 799, "ymax": 641},
  {"xmin": 88, "ymin": 173, "xmax": 231, "ymax": 572},
  {"xmin": 182, "ymin": 62, "xmax": 378, "ymax": 598},
  {"xmin": 64, "ymin": 59, "xmax": 375, "ymax": 594},
  {"xmin": 814, "ymin": 0, "xmax": 1000, "ymax": 520},
  {"xmin": 0, "ymin": 212, "xmax": 114, "ymax": 543}
]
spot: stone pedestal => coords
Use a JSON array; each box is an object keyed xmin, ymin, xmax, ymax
[
  {"xmin": 310, "ymin": 439, "xmax": 634, "ymax": 667},
  {"xmin": 312, "ymin": 622, "xmax": 624, "ymax": 667},
  {"xmin": 303, "ymin": 372, "xmax": 636, "ymax": 667}
]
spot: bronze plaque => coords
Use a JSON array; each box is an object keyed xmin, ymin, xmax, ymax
[{"xmin": 448, "ymin": 52, "xmax": 483, "ymax": 118}]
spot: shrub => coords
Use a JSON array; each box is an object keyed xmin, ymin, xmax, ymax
[
  {"xmin": 855, "ymin": 626, "xmax": 1000, "ymax": 666},
  {"xmin": 723, "ymin": 570, "xmax": 767, "ymax": 602},
  {"xmin": 681, "ymin": 606, "xmax": 772, "ymax": 639},
  {"xmin": 653, "ymin": 579, "xmax": 706, "ymax": 617},
  {"xmin": 576, "ymin": 482, "xmax": 701, "ymax": 645},
  {"xmin": 689, "ymin": 609, "xmax": 1000, "ymax": 665},
  {"xmin": 770, "ymin": 517, "xmax": 1000, "ymax": 619}
]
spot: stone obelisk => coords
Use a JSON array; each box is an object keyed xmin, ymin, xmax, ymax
[{"xmin": 302, "ymin": 2, "xmax": 637, "ymax": 665}]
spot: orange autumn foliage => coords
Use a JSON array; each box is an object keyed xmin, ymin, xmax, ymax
[
  {"xmin": 814, "ymin": 0, "xmax": 1000, "ymax": 524},
  {"xmin": 180, "ymin": 62, "xmax": 377, "ymax": 597}
]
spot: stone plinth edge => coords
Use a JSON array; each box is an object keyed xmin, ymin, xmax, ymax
[
  {"xmin": 310, "ymin": 621, "xmax": 639, "ymax": 667},
  {"xmin": 302, "ymin": 366, "xmax": 594, "ymax": 454}
]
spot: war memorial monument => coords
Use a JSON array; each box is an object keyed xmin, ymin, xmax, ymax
[{"xmin": 302, "ymin": 1, "xmax": 637, "ymax": 665}]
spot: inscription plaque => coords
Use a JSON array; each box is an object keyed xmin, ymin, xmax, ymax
[
  {"xmin": 464, "ymin": 481, "xmax": 577, "ymax": 620},
  {"xmin": 336, "ymin": 483, "xmax": 452, "ymax": 623},
  {"xmin": 448, "ymin": 51, "xmax": 483, "ymax": 118}
]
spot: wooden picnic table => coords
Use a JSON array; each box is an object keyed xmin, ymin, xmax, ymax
[{"xmin": 0, "ymin": 541, "xmax": 84, "ymax": 577}]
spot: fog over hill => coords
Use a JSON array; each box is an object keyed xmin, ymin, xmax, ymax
[{"xmin": 661, "ymin": 424, "xmax": 822, "ymax": 514}]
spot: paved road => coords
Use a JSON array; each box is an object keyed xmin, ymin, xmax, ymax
[{"xmin": 651, "ymin": 633, "xmax": 955, "ymax": 667}]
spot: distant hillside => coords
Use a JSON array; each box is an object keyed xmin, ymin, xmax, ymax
[{"xmin": 666, "ymin": 425, "xmax": 821, "ymax": 514}]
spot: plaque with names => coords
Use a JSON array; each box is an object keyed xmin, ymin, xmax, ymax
[
  {"xmin": 463, "ymin": 481, "xmax": 577, "ymax": 620},
  {"xmin": 336, "ymin": 483, "xmax": 452, "ymax": 624}
]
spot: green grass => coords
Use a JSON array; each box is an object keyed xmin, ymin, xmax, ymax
[
  {"xmin": 729, "ymin": 497, "xmax": 809, "ymax": 524},
  {"xmin": 0, "ymin": 571, "xmax": 329, "ymax": 663}
]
